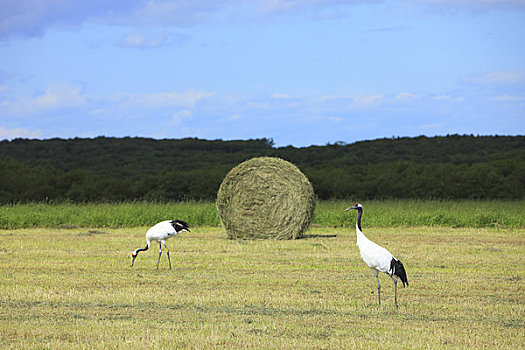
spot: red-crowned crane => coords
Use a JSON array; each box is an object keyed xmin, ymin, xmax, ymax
[
  {"xmin": 131, "ymin": 220, "xmax": 190, "ymax": 270},
  {"xmin": 345, "ymin": 203, "xmax": 408, "ymax": 307}
]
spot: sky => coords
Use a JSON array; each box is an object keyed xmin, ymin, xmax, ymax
[{"xmin": 1, "ymin": 0, "xmax": 524, "ymax": 147}]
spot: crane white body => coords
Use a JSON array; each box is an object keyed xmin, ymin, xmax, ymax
[
  {"xmin": 145, "ymin": 220, "xmax": 182, "ymax": 244},
  {"xmin": 345, "ymin": 203, "xmax": 408, "ymax": 307},
  {"xmin": 131, "ymin": 220, "xmax": 190, "ymax": 269},
  {"xmin": 356, "ymin": 230, "xmax": 395, "ymax": 274}
]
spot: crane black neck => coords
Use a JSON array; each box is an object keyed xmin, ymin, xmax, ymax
[
  {"xmin": 135, "ymin": 244, "xmax": 149, "ymax": 253},
  {"xmin": 356, "ymin": 207, "xmax": 363, "ymax": 232}
]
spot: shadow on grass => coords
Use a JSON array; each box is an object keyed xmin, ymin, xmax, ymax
[{"xmin": 299, "ymin": 234, "xmax": 337, "ymax": 239}]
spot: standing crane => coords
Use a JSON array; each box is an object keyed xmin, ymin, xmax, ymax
[
  {"xmin": 345, "ymin": 203, "xmax": 408, "ymax": 307},
  {"xmin": 131, "ymin": 220, "xmax": 190, "ymax": 270}
]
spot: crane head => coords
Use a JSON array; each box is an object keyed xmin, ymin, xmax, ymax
[
  {"xmin": 131, "ymin": 250, "xmax": 138, "ymax": 267},
  {"xmin": 344, "ymin": 203, "xmax": 363, "ymax": 211}
]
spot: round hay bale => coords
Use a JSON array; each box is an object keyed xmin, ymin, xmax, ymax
[{"xmin": 216, "ymin": 157, "xmax": 316, "ymax": 240}]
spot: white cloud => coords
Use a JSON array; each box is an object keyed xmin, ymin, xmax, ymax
[
  {"xmin": 0, "ymin": 0, "xmax": 132, "ymax": 39},
  {"xmin": 488, "ymin": 95, "xmax": 525, "ymax": 102},
  {"xmin": 410, "ymin": 0, "xmax": 525, "ymax": 13},
  {"xmin": 367, "ymin": 25, "xmax": 411, "ymax": 32},
  {"xmin": 461, "ymin": 70, "xmax": 525, "ymax": 85},
  {"xmin": 272, "ymin": 93, "xmax": 295, "ymax": 99},
  {"xmin": 256, "ymin": 0, "xmax": 314, "ymax": 14},
  {"xmin": 1, "ymin": 86, "xmax": 522, "ymax": 145},
  {"xmin": 2, "ymin": 83, "xmax": 85, "ymax": 115},
  {"xmin": 1, "ymin": 84, "xmax": 215, "ymax": 119},
  {"xmin": 317, "ymin": 94, "xmax": 353, "ymax": 103},
  {"xmin": 315, "ymin": 94, "xmax": 382, "ymax": 106},
  {"xmin": 255, "ymin": 0, "xmax": 387, "ymax": 15},
  {"xmin": 129, "ymin": 90, "xmax": 215, "ymax": 108},
  {"xmin": 352, "ymin": 94, "xmax": 385, "ymax": 106},
  {"xmin": 432, "ymin": 94, "xmax": 451, "ymax": 100},
  {"xmin": 89, "ymin": 89, "xmax": 215, "ymax": 116},
  {"xmin": 0, "ymin": 126, "xmax": 42, "ymax": 140},
  {"xmin": 120, "ymin": 33, "xmax": 165, "ymax": 48},
  {"xmin": 125, "ymin": 0, "xmax": 235, "ymax": 27},
  {"xmin": 119, "ymin": 31, "xmax": 190, "ymax": 48},
  {"xmin": 328, "ymin": 116, "xmax": 343, "ymax": 123},
  {"xmin": 3, "ymin": 0, "xmax": 523, "ymax": 40},
  {"xmin": 395, "ymin": 92, "xmax": 420, "ymax": 100},
  {"xmin": 171, "ymin": 110, "xmax": 192, "ymax": 125},
  {"xmin": 34, "ymin": 83, "xmax": 85, "ymax": 108}
]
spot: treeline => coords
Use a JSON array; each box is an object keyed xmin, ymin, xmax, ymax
[{"xmin": 0, "ymin": 135, "xmax": 523, "ymax": 203}]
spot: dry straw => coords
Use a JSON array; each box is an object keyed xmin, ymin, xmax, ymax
[{"xmin": 216, "ymin": 157, "xmax": 316, "ymax": 239}]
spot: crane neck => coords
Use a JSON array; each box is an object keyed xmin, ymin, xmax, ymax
[
  {"xmin": 354, "ymin": 208, "xmax": 368, "ymax": 246},
  {"xmin": 135, "ymin": 244, "xmax": 149, "ymax": 254},
  {"xmin": 355, "ymin": 207, "xmax": 363, "ymax": 232}
]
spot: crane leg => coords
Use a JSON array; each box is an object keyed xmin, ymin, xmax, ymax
[
  {"xmin": 156, "ymin": 243, "xmax": 162, "ymax": 270},
  {"xmin": 375, "ymin": 272, "xmax": 381, "ymax": 306},
  {"xmin": 163, "ymin": 243, "xmax": 172, "ymax": 270},
  {"xmin": 390, "ymin": 275, "xmax": 398, "ymax": 308}
]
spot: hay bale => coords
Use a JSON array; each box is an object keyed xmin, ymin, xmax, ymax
[{"xmin": 216, "ymin": 157, "xmax": 316, "ymax": 239}]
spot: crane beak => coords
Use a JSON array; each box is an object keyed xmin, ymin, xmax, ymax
[
  {"xmin": 344, "ymin": 206, "xmax": 356, "ymax": 212},
  {"xmin": 131, "ymin": 254, "xmax": 137, "ymax": 267}
]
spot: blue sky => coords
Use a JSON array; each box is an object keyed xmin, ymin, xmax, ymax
[{"xmin": 1, "ymin": 0, "xmax": 524, "ymax": 147}]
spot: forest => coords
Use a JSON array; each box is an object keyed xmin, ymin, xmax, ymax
[{"xmin": 0, "ymin": 134, "xmax": 523, "ymax": 203}]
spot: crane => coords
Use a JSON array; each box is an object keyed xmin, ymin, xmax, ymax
[
  {"xmin": 345, "ymin": 203, "xmax": 408, "ymax": 307},
  {"xmin": 131, "ymin": 220, "xmax": 190, "ymax": 270}
]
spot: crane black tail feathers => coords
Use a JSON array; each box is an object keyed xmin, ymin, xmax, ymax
[{"xmin": 390, "ymin": 258, "xmax": 409, "ymax": 287}]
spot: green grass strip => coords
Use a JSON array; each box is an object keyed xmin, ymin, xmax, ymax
[{"xmin": 1, "ymin": 200, "xmax": 524, "ymax": 229}]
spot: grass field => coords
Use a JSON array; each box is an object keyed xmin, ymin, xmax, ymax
[
  {"xmin": 2, "ymin": 200, "xmax": 525, "ymax": 229},
  {"xmin": 1, "ymin": 223, "xmax": 524, "ymax": 349}
]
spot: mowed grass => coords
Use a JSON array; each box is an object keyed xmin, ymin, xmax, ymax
[{"xmin": 1, "ymin": 225, "xmax": 524, "ymax": 349}]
